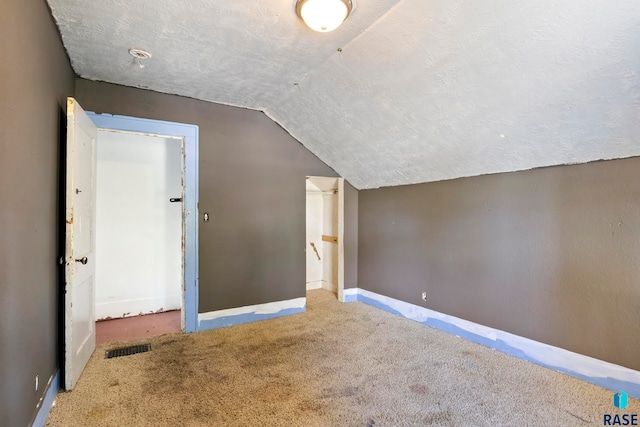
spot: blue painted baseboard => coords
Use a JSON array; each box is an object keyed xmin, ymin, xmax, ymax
[
  {"xmin": 344, "ymin": 288, "xmax": 640, "ymax": 398},
  {"xmin": 198, "ymin": 297, "xmax": 306, "ymax": 330},
  {"xmin": 31, "ymin": 370, "xmax": 59, "ymax": 427}
]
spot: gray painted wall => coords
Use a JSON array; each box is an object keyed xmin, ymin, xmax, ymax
[
  {"xmin": 358, "ymin": 158, "xmax": 640, "ymax": 371},
  {"xmin": 75, "ymin": 79, "xmax": 358, "ymax": 312},
  {"xmin": 0, "ymin": 0, "xmax": 75, "ymax": 426}
]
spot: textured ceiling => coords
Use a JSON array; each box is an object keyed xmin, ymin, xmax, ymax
[{"xmin": 47, "ymin": 0, "xmax": 640, "ymax": 189}]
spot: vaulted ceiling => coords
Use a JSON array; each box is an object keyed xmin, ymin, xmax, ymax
[{"xmin": 47, "ymin": 0, "xmax": 640, "ymax": 189}]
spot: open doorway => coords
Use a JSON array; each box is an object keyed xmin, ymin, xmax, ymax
[
  {"xmin": 305, "ymin": 176, "xmax": 345, "ymax": 301},
  {"xmin": 87, "ymin": 112, "xmax": 199, "ymax": 336},
  {"xmin": 94, "ymin": 130, "xmax": 183, "ymax": 344}
]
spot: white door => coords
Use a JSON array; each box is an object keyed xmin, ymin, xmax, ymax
[{"xmin": 64, "ymin": 97, "xmax": 97, "ymax": 390}]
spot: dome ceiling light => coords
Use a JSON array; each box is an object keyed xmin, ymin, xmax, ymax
[{"xmin": 296, "ymin": 0, "xmax": 355, "ymax": 33}]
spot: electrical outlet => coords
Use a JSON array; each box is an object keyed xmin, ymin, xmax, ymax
[
  {"xmin": 35, "ymin": 375, "xmax": 39, "ymax": 392},
  {"xmin": 421, "ymin": 292, "xmax": 427, "ymax": 302}
]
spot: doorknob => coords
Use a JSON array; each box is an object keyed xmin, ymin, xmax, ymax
[{"xmin": 75, "ymin": 256, "xmax": 88, "ymax": 265}]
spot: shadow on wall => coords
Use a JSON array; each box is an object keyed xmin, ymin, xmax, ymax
[{"xmin": 56, "ymin": 103, "xmax": 67, "ymax": 387}]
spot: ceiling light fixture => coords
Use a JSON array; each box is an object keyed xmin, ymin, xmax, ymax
[
  {"xmin": 128, "ymin": 48, "xmax": 152, "ymax": 69},
  {"xmin": 296, "ymin": 0, "xmax": 355, "ymax": 33}
]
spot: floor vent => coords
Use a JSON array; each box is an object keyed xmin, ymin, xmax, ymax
[{"xmin": 105, "ymin": 344, "xmax": 151, "ymax": 359}]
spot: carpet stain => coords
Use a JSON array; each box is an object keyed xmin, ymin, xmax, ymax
[
  {"xmin": 256, "ymin": 380, "xmax": 295, "ymax": 403},
  {"xmin": 410, "ymin": 383, "xmax": 428, "ymax": 394},
  {"xmin": 207, "ymin": 369, "xmax": 230, "ymax": 384},
  {"xmin": 85, "ymin": 407, "xmax": 109, "ymax": 421},
  {"xmin": 340, "ymin": 386, "xmax": 359, "ymax": 397},
  {"xmin": 143, "ymin": 334, "xmax": 197, "ymax": 396},
  {"xmin": 297, "ymin": 399, "xmax": 325, "ymax": 414},
  {"xmin": 191, "ymin": 405, "xmax": 217, "ymax": 421},
  {"xmin": 423, "ymin": 409, "xmax": 453, "ymax": 425},
  {"xmin": 321, "ymin": 386, "xmax": 359, "ymax": 398}
]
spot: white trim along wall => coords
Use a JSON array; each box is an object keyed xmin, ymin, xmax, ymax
[{"xmin": 344, "ymin": 287, "xmax": 640, "ymax": 399}]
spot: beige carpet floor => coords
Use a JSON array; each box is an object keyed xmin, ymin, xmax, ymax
[{"xmin": 47, "ymin": 289, "xmax": 638, "ymax": 426}]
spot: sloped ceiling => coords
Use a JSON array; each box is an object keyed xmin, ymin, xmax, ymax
[{"xmin": 47, "ymin": 0, "xmax": 640, "ymax": 189}]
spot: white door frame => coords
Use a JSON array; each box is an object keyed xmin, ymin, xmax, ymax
[
  {"xmin": 306, "ymin": 176, "xmax": 346, "ymax": 302},
  {"xmin": 337, "ymin": 178, "xmax": 345, "ymax": 302},
  {"xmin": 87, "ymin": 113, "xmax": 199, "ymax": 332}
]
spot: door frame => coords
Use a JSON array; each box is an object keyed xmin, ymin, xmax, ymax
[
  {"xmin": 87, "ymin": 113, "xmax": 199, "ymax": 332},
  {"xmin": 305, "ymin": 176, "xmax": 345, "ymax": 302}
]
